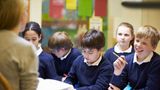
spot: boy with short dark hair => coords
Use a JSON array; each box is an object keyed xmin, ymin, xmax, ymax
[{"xmin": 65, "ymin": 29, "xmax": 113, "ymax": 90}]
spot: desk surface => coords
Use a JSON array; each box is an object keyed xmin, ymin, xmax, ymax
[{"xmin": 37, "ymin": 78, "xmax": 75, "ymax": 90}]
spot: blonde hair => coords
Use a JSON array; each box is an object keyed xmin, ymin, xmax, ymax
[
  {"xmin": 136, "ymin": 25, "xmax": 160, "ymax": 48},
  {"xmin": 0, "ymin": 0, "xmax": 24, "ymax": 30}
]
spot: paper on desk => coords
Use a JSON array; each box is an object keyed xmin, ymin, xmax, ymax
[{"xmin": 37, "ymin": 78, "xmax": 75, "ymax": 90}]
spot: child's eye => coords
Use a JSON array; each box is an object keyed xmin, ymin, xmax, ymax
[
  {"xmin": 81, "ymin": 50, "xmax": 86, "ymax": 53},
  {"xmin": 118, "ymin": 33, "xmax": 122, "ymax": 36},
  {"xmin": 25, "ymin": 38, "xmax": 30, "ymax": 41},
  {"xmin": 81, "ymin": 49, "xmax": 94, "ymax": 54},
  {"xmin": 124, "ymin": 34, "xmax": 129, "ymax": 37},
  {"xmin": 32, "ymin": 38, "xmax": 37, "ymax": 41},
  {"xmin": 142, "ymin": 42, "xmax": 147, "ymax": 45},
  {"xmin": 136, "ymin": 39, "xmax": 139, "ymax": 42}
]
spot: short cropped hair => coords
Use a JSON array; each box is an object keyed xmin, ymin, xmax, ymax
[
  {"xmin": 48, "ymin": 31, "xmax": 73, "ymax": 50},
  {"xmin": 0, "ymin": 0, "xmax": 24, "ymax": 30},
  {"xmin": 135, "ymin": 25, "xmax": 160, "ymax": 48},
  {"xmin": 81, "ymin": 29, "xmax": 105, "ymax": 50}
]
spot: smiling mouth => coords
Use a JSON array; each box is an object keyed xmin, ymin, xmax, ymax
[{"xmin": 135, "ymin": 48, "xmax": 143, "ymax": 53}]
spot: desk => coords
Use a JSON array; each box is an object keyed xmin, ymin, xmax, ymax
[{"xmin": 37, "ymin": 78, "xmax": 75, "ymax": 90}]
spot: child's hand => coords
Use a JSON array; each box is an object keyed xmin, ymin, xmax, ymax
[
  {"xmin": 113, "ymin": 56, "xmax": 127, "ymax": 76},
  {"xmin": 108, "ymin": 83, "xmax": 120, "ymax": 90},
  {"xmin": 62, "ymin": 75, "xmax": 67, "ymax": 82},
  {"xmin": 62, "ymin": 73, "xmax": 68, "ymax": 82}
]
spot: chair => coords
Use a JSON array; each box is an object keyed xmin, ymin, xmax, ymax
[{"xmin": 0, "ymin": 73, "xmax": 12, "ymax": 90}]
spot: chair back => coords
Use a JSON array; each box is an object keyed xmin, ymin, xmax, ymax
[{"xmin": 0, "ymin": 73, "xmax": 12, "ymax": 90}]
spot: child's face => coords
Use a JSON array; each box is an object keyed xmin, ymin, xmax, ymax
[
  {"xmin": 24, "ymin": 30, "xmax": 41, "ymax": 49},
  {"xmin": 134, "ymin": 37, "xmax": 154, "ymax": 61},
  {"xmin": 116, "ymin": 26, "xmax": 133, "ymax": 46},
  {"xmin": 82, "ymin": 48, "xmax": 101, "ymax": 64},
  {"xmin": 52, "ymin": 48, "xmax": 66, "ymax": 58}
]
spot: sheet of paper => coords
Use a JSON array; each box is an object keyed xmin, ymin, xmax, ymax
[{"xmin": 37, "ymin": 78, "xmax": 75, "ymax": 90}]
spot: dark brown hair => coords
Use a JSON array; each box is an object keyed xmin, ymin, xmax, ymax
[
  {"xmin": 22, "ymin": 21, "xmax": 42, "ymax": 42},
  {"xmin": 81, "ymin": 29, "xmax": 105, "ymax": 50}
]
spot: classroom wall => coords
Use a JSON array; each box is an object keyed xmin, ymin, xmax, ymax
[
  {"xmin": 107, "ymin": 0, "xmax": 160, "ymax": 53},
  {"xmin": 29, "ymin": 0, "xmax": 42, "ymax": 26},
  {"xmin": 29, "ymin": 0, "xmax": 160, "ymax": 53},
  {"xmin": 142, "ymin": 8, "xmax": 160, "ymax": 53}
]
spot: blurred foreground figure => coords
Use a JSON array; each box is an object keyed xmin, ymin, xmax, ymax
[{"xmin": 0, "ymin": 0, "xmax": 39, "ymax": 90}]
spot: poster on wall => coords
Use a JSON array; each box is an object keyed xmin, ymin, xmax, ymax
[
  {"xmin": 41, "ymin": 0, "xmax": 108, "ymax": 48},
  {"xmin": 89, "ymin": 16, "xmax": 103, "ymax": 31}
]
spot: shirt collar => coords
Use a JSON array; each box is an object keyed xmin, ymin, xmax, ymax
[
  {"xmin": 84, "ymin": 55, "xmax": 102, "ymax": 66},
  {"xmin": 60, "ymin": 49, "xmax": 71, "ymax": 60},
  {"xmin": 36, "ymin": 44, "xmax": 43, "ymax": 56},
  {"xmin": 133, "ymin": 52, "xmax": 153, "ymax": 65},
  {"xmin": 114, "ymin": 44, "xmax": 132, "ymax": 53}
]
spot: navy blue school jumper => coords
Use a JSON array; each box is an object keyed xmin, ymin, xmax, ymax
[
  {"xmin": 39, "ymin": 51, "xmax": 61, "ymax": 80},
  {"xmin": 52, "ymin": 48, "xmax": 81, "ymax": 79},
  {"xmin": 64, "ymin": 55, "xmax": 113, "ymax": 90},
  {"xmin": 111, "ymin": 52, "xmax": 160, "ymax": 90},
  {"xmin": 104, "ymin": 47, "xmax": 134, "ymax": 64}
]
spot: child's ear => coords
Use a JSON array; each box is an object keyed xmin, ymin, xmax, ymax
[
  {"xmin": 152, "ymin": 45, "xmax": 157, "ymax": 51},
  {"xmin": 100, "ymin": 47, "xmax": 104, "ymax": 51},
  {"xmin": 39, "ymin": 34, "xmax": 42, "ymax": 41},
  {"xmin": 98, "ymin": 48, "xmax": 104, "ymax": 52}
]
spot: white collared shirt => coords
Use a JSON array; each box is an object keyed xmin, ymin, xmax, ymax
[
  {"xmin": 114, "ymin": 44, "xmax": 132, "ymax": 53},
  {"xmin": 60, "ymin": 49, "xmax": 71, "ymax": 60},
  {"xmin": 133, "ymin": 52, "xmax": 153, "ymax": 65},
  {"xmin": 84, "ymin": 55, "xmax": 102, "ymax": 66},
  {"xmin": 36, "ymin": 44, "xmax": 43, "ymax": 56}
]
